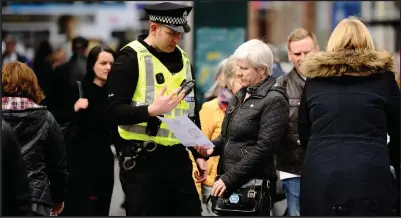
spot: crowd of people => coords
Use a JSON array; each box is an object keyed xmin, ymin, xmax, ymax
[{"xmin": 2, "ymin": 2, "xmax": 400, "ymax": 217}]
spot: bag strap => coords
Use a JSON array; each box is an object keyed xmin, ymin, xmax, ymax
[{"xmin": 76, "ymin": 81, "xmax": 83, "ymax": 98}]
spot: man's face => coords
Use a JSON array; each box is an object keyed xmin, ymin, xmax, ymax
[
  {"xmin": 288, "ymin": 36, "xmax": 318, "ymax": 75},
  {"xmin": 153, "ymin": 24, "xmax": 183, "ymax": 53},
  {"xmin": 6, "ymin": 41, "xmax": 16, "ymax": 53}
]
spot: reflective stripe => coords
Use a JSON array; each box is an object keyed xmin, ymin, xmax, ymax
[
  {"xmin": 185, "ymin": 60, "xmax": 195, "ymax": 116},
  {"xmin": 119, "ymin": 125, "xmax": 176, "ymax": 139},
  {"xmin": 130, "ymin": 102, "xmax": 188, "ymax": 116},
  {"xmin": 130, "ymin": 101, "xmax": 145, "ymax": 107},
  {"xmin": 175, "ymin": 108, "xmax": 182, "ymax": 116},
  {"xmin": 186, "ymin": 60, "xmax": 192, "ymax": 81},
  {"xmin": 144, "ymin": 55, "xmax": 154, "ymax": 104},
  {"xmin": 182, "ymin": 108, "xmax": 190, "ymax": 115}
]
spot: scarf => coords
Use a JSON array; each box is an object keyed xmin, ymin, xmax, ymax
[
  {"xmin": 217, "ymin": 88, "xmax": 233, "ymax": 112},
  {"xmin": 2, "ymin": 97, "xmax": 43, "ymax": 110}
]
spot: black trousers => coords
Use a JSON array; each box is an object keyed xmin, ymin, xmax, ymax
[
  {"xmin": 61, "ymin": 145, "xmax": 114, "ymax": 216},
  {"xmin": 119, "ymin": 144, "xmax": 202, "ymax": 216}
]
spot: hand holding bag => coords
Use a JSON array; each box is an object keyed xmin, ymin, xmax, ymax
[
  {"xmin": 210, "ymin": 178, "xmax": 269, "ymax": 216},
  {"xmin": 208, "ymin": 145, "xmax": 271, "ymax": 216}
]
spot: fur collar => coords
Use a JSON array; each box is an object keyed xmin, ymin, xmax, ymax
[{"xmin": 300, "ymin": 49, "xmax": 397, "ymax": 78}]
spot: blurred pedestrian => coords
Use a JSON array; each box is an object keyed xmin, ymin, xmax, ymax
[
  {"xmin": 2, "ymin": 36, "xmax": 31, "ymax": 66},
  {"xmin": 48, "ymin": 36, "xmax": 89, "ymax": 133},
  {"xmin": 298, "ymin": 17, "xmax": 400, "ymax": 216},
  {"xmin": 2, "ymin": 61, "xmax": 68, "ymax": 216},
  {"xmin": 33, "ymin": 41, "xmax": 54, "ymax": 98},
  {"xmin": 267, "ymin": 43, "xmax": 286, "ymax": 79}
]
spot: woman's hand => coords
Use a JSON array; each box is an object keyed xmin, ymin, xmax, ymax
[
  {"xmin": 194, "ymin": 158, "xmax": 207, "ymax": 183},
  {"xmin": 194, "ymin": 145, "xmax": 214, "ymax": 157},
  {"xmin": 212, "ymin": 178, "xmax": 227, "ymax": 197},
  {"xmin": 74, "ymin": 98, "xmax": 88, "ymax": 112},
  {"xmin": 51, "ymin": 201, "xmax": 64, "ymax": 215}
]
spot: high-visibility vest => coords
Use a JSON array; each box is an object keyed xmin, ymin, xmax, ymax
[{"xmin": 117, "ymin": 40, "xmax": 195, "ymax": 146}]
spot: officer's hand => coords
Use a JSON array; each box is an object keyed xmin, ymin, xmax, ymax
[
  {"xmin": 194, "ymin": 157, "xmax": 207, "ymax": 183},
  {"xmin": 74, "ymin": 98, "xmax": 89, "ymax": 112},
  {"xmin": 148, "ymin": 85, "xmax": 185, "ymax": 116},
  {"xmin": 194, "ymin": 145, "xmax": 214, "ymax": 157}
]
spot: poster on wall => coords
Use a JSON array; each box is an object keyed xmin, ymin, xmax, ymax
[
  {"xmin": 331, "ymin": 2, "xmax": 361, "ymax": 30},
  {"xmin": 195, "ymin": 27, "xmax": 245, "ymax": 103}
]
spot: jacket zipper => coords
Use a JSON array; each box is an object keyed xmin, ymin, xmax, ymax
[
  {"xmin": 223, "ymin": 93, "xmax": 260, "ymax": 157},
  {"xmin": 240, "ymin": 147, "xmax": 249, "ymax": 157}
]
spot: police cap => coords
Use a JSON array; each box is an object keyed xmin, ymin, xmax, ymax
[{"xmin": 144, "ymin": 2, "xmax": 193, "ymax": 34}]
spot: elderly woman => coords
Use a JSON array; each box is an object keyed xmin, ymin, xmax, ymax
[
  {"xmin": 2, "ymin": 61, "xmax": 68, "ymax": 216},
  {"xmin": 196, "ymin": 39, "xmax": 289, "ymax": 216},
  {"xmin": 298, "ymin": 17, "xmax": 400, "ymax": 216}
]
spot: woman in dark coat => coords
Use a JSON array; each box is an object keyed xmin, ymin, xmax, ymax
[
  {"xmin": 61, "ymin": 45, "xmax": 115, "ymax": 216},
  {"xmin": 298, "ymin": 17, "xmax": 400, "ymax": 216},
  {"xmin": 196, "ymin": 39, "xmax": 289, "ymax": 216},
  {"xmin": 2, "ymin": 62, "xmax": 68, "ymax": 216}
]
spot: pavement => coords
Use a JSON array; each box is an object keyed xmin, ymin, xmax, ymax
[
  {"xmin": 109, "ymin": 146, "xmax": 126, "ymax": 216},
  {"xmin": 107, "ymin": 145, "xmax": 287, "ymax": 216}
]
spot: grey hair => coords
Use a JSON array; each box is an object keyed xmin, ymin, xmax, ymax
[{"xmin": 232, "ymin": 39, "xmax": 274, "ymax": 76}]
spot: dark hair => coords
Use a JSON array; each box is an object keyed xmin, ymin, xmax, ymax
[
  {"xmin": 72, "ymin": 36, "xmax": 89, "ymax": 54},
  {"xmin": 84, "ymin": 45, "xmax": 115, "ymax": 83},
  {"xmin": 57, "ymin": 15, "xmax": 75, "ymax": 34},
  {"xmin": 33, "ymin": 41, "xmax": 53, "ymax": 71}
]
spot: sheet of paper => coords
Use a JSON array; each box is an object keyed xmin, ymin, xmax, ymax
[{"xmin": 157, "ymin": 115, "xmax": 214, "ymax": 148}]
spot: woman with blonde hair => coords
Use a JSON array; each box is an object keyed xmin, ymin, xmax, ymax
[
  {"xmin": 298, "ymin": 17, "xmax": 400, "ymax": 215},
  {"xmin": 2, "ymin": 61, "xmax": 68, "ymax": 216},
  {"xmin": 194, "ymin": 56, "xmax": 242, "ymax": 215}
]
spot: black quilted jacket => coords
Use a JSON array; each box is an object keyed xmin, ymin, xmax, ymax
[
  {"xmin": 2, "ymin": 107, "xmax": 68, "ymax": 207},
  {"xmin": 2, "ymin": 119, "xmax": 32, "ymax": 216},
  {"xmin": 211, "ymin": 76, "xmax": 289, "ymax": 191}
]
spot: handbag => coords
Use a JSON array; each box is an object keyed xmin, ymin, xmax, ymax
[
  {"xmin": 209, "ymin": 145, "xmax": 271, "ymax": 215},
  {"xmin": 62, "ymin": 81, "xmax": 84, "ymax": 147},
  {"xmin": 210, "ymin": 178, "xmax": 269, "ymax": 216}
]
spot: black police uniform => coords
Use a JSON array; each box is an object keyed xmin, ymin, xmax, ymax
[{"xmin": 107, "ymin": 2, "xmax": 204, "ymax": 216}]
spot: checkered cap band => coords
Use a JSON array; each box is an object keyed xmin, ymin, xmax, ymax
[{"xmin": 149, "ymin": 15, "xmax": 187, "ymax": 25}]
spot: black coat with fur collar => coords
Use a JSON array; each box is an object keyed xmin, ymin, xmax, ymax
[{"xmin": 298, "ymin": 49, "xmax": 400, "ymax": 216}]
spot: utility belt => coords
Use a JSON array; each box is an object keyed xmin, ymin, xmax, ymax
[{"xmin": 118, "ymin": 115, "xmax": 196, "ymax": 171}]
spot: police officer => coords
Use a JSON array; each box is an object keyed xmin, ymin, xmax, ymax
[{"xmin": 107, "ymin": 2, "xmax": 207, "ymax": 216}]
